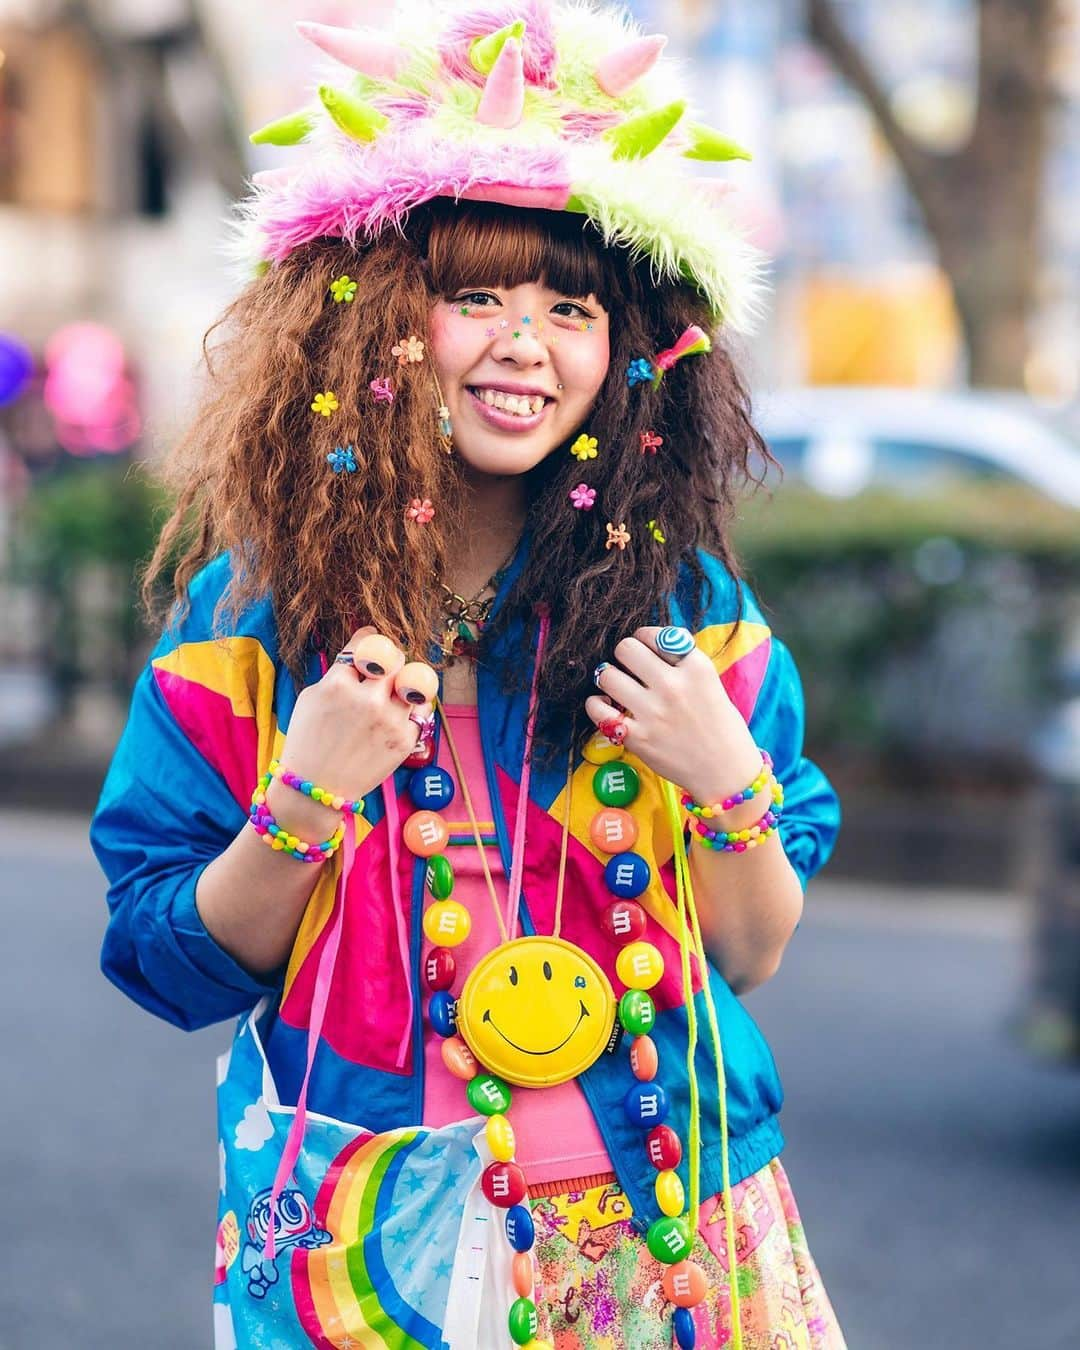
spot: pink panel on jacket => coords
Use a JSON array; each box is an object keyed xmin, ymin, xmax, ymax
[
  {"xmin": 152, "ymin": 668, "xmax": 258, "ymax": 811},
  {"xmin": 719, "ymin": 634, "xmax": 771, "ymax": 722},
  {"xmin": 278, "ymin": 800, "xmax": 417, "ymax": 1075}
]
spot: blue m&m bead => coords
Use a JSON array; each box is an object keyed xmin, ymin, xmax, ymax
[
  {"xmin": 505, "ymin": 1204, "xmax": 534, "ymax": 1252},
  {"xmin": 604, "ymin": 851, "xmax": 650, "ymax": 899},
  {"xmin": 673, "ymin": 1306, "xmax": 696, "ymax": 1347},
  {"xmin": 623, "ymin": 1080, "xmax": 669, "ymax": 1128},
  {"xmin": 408, "ymin": 766, "xmax": 456, "ymax": 811},
  {"xmin": 428, "ymin": 991, "xmax": 457, "ymax": 1037}
]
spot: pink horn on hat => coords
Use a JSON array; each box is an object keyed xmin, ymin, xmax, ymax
[
  {"xmin": 476, "ymin": 36, "xmax": 525, "ymax": 129},
  {"xmin": 595, "ymin": 34, "xmax": 667, "ymax": 97},
  {"xmin": 295, "ymin": 22, "xmax": 408, "ymax": 79}
]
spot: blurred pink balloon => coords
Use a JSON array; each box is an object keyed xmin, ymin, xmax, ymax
[{"xmin": 43, "ymin": 322, "xmax": 140, "ymax": 454}]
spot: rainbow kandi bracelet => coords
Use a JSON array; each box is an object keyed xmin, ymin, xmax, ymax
[
  {"xmin": 684, "ymin": 779, "xmax": 785, "ymax": 853},
  {"xmin": 249, "ymin": 768, "xmax": 346, "ymax": 863},
  {"xmin": 268, "ymin": 757, "xmax": 366, "ymax": 816}
]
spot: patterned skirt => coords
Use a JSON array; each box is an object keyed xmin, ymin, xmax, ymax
[{"xmin": 528, "ymin": 1157, "xmax": 846, "ymax": 1349}]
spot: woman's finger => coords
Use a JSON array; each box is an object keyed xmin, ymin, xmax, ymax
[
  {"xmin": 350, "ymin": 633, "xmax": 406, "ymax": 680},
  {"xmin": 393, "ymin": 661, "xmax": 439, "ymax": 707},
  {"xmin": 595, "ymin": 663, "xmax": 651, "ymax": 717},
  {"xmin": 584, "ymin": 695, "xmax": 631, "ymax": 743},
  {"xmin": 612, "ymin": 634, "xmax": 673, "ymax": 689}
]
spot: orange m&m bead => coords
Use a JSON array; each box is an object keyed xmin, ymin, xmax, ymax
[
  {"xmin": 403, "ymin": 810, "xmax": 449, "ymax": 858},
  {"xmin": 662, "ymin": 1259, "xmax": 707, "ymax": 1307},
  {"xmin": 629, "ymin": 1035, "xmax": 658, "ymax": 1081},
  {"xmin": 511, "ymin": 1251, "xmax": 534, "ymax": 1298},
  {"xmin": 440, "ymin": 1035, "xmax": 478, "ymax": 1080},
  {"xmin": 589, "ymin": 807, "xmax": 638, "ymax": 854}
]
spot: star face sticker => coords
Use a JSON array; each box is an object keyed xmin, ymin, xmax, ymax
[
  {"xmin": 521, "ymin": 315, "xmax": 531, "ymax": 324},
  {"xmin": 485, "ymin": 326, "xmax": 497, "ymax": 338},
  {"xmin": 512, "ymin": 330, "xmax": 521, "ymax": 339},
  {"xmin": 499, "ymin": 319, "xmax": 510, "ymax": 329}
]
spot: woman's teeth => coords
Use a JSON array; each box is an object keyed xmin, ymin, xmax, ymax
[{"xmin": 473, "ymin": 388, "xmax": 546, "ymax": 417}]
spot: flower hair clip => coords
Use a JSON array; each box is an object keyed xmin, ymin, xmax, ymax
[
  {"xmin": 369, "ymin": 376, "xmax": 394, "ymax": 403},
  {"xmin": 327, "ymin": 445, "xmax": 358, "ymax": 473},
  {"xmin": 392, "ymin": 335, "xmax": 425, "ymax": 365},
  {"xmin": 627, "ymin": 324, "xmax": 713, "ymax": 390},
  {"xmin": 406, "ymin": 497, "xmax": 435, "ymax": 524}
]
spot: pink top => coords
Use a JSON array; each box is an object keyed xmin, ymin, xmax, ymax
[{"xmin": 421, "ymin": 704, "xmax": 613, "ymax": 1184}]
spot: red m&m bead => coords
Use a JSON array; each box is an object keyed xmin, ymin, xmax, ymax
[
  {"xmin": 481, "ymin": 1160, "xmax": 527, "ymax": 1208},
  {"xmin": 646, "ymin": 1124, "xmax": 682, "ymax": 1171},
  {"xmin": 423, "ymin": 947, "xmax": 455, "ymax": 991},
  {"xmin": 600, "ymin": 900, "xmax": 647, "ymax": 945}
]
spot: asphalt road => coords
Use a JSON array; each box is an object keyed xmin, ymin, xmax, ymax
[{"xmin": 3, "ymin": 812, "xmax": 1079, "ymax": 1349}]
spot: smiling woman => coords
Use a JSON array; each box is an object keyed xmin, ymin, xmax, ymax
[{"xmin": 141, "ymin": 198, "xmax": 771, "ymax": 764}]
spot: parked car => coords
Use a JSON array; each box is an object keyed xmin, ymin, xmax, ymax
[
  {"xmin": 753, "ymin": 385, "xmax": 1080, "ymax": 507},
  {"xmin": 753, "ymin": 386, "xmax": 1080, "ymax": 1061}
]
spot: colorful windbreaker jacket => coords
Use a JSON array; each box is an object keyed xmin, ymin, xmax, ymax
[{"xmin": 90, "ymin": 537, "xmax": 840, "ymax": 1230}]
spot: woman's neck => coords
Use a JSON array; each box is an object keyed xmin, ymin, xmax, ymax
[{"xmin": 445, "ymin": 469, "xmax": 527, "ymax": 596}]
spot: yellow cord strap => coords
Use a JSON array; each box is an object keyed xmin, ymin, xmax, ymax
[{"xmin": 662, "ymin": 778, "xmax": 744, "ymax": 1350}]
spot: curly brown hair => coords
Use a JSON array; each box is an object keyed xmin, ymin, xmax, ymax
[{"xmin": 142, "ymin": 199, "xmax": 772, "ymax": 761}]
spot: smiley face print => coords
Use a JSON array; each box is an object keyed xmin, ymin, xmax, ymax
[{"xmin": 457, "ymin": 936, "xmax": 616, "ymax": 1088}]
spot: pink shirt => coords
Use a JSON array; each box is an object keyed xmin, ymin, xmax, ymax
[{"xmin": 421, "ymin": 704, "xmax": 613, "ymax": 1184}]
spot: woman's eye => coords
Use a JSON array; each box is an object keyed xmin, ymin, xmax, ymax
[
  {"xmin": 553, "ymin": 302, "xmax": 593, "ymax": 319},
  {"xmin": 454, "ymin": 292, "xmax": 496, "ymax": 307}
]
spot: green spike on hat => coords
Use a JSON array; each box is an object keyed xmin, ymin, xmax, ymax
[
  {"xmin": 318, "ymin": 86, "xmax": 389, "ymax": 142},
  {"xmin": 470, "ymin": 20, "xmax": 527, "ymax": 75},
  {"xmin": 249, "ymin": 108, "xmax": 315, "ymax": 147},
  {"xmin": 684, "ymin": 123, "xmax": 753, "ymax": 163},
  {"xmin": 606, "ymin": 100, "xmax": 686, "ymax": 160},
  {"xmin": 238, "ymin": 0, "xmax": 766, "ymax": 330}
]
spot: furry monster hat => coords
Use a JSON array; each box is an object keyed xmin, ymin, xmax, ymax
[{"xmin": 239, "ymin": 0, "xmax": 765, "ymax": 329}]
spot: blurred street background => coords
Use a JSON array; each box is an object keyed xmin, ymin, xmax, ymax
[{"xmin": 2, "ymin": 0, "xmax": 1079, "ymax": 1346}]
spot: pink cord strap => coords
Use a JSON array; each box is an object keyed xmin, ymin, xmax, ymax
[
  {"xmin": 263, "ymin": 823, "xmax": 355, "ymax": 1262},
  {"xmin": 504, "ymin": 607, "xmax": 549, "ymax": 936}
]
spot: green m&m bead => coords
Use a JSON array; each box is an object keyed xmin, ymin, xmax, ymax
[
  {"xmin": 619, "ymin": 988, "xmax": 656, "ymax": 1036},
  {"xmin": 593, "ymin": 761, "xmax": 640, "ymax": 807},
  {"xmin": 508, "ymin": 1296, "xmax": 539, "ymax": 1344},
  {"xmin": 646, "ymin": 1215, "xmax": 692, "ymax": 1264},
  {"xmin": 425, "ymin": 853, "xmax": 454, "ymax": 900},
  {"xmin": 466, "ymin": 1072, "xmax": 512, "ymax": 1116}
]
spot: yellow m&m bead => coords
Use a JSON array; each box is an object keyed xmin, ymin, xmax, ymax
[
  {"xmin": 485, "ymin": 1112, "xmax": 516, "ymax": 1163},
  {"xmin": 422, "ymin": 900, "xmax": 472, "ymax": 947},
  {"xmin": 615, "ymin": 941, "xmax": 664, "ymax": 990},
  {"xmin": 655, "ymin": 1168, "xmax": 685, "ymax": 1217},
  {"xmin": 582, "ymin": 730, "xmax": 625, "ymax": 764}
]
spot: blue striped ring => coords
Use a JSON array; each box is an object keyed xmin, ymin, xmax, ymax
[{"xmin": 655, "ymin": 626, "xmax": 694, "ymax": 660}]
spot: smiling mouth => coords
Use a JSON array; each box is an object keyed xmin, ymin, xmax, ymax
[{"xmin": 482, "ymin": 1000, "xmax": 589, "ymax": 1055}]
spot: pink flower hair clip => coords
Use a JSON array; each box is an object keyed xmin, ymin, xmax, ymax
[
  {"xmin": 370, "ymin": 377, "xmax": 394, "ymax": 404},
  {"xmin": 569, "ymin": 483, "xmax": 597, "ymax": 510},
  {"xmin": 406, "ymin": 497, "xmax": 435, "ymax": 524}
]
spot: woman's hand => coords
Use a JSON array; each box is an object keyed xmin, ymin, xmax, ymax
[
  {"xmin": 584, "ymin": 626, "xmax": 761, "ymax": 805},
  {"xmin": 265, "ymin": 626, "xmax": 438, "ymax": 836}
]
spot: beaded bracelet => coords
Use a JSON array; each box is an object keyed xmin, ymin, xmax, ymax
[
  {"xmin": 680, "ymin": 748, "xmax": 773, "ymax": 818},
  {"xmin": 249, "ymin": 769, "xmax": 346, "ymax": 863},
  {"xmin": 689, "ymin": 780, "xmax": 785, "ymax": 853},
  {"xmin": 268, "ymin": 758, "xmax": 366, "ymax": 816}
]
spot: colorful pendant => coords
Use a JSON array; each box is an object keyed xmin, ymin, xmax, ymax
[{"xmin": 457, "ymin": 935, "xmax": 616, "ymax": 1088}]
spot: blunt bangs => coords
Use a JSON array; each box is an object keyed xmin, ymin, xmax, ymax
[{"xmin": 421, "ymin": 200, "xmax": 625, "ymax": 307}]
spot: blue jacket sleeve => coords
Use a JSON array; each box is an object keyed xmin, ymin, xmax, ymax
[
  {"xmin": 89, "ymin": 567, "xmax": 280, "ymax": 1031},
  {"xmin": 746, "ymin": 632, "xmax": 841, "ymax": 890}
]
